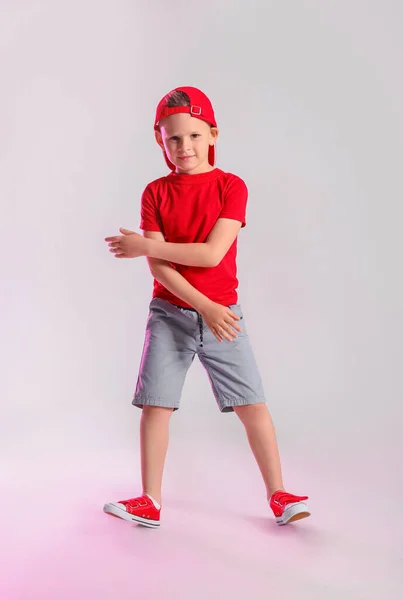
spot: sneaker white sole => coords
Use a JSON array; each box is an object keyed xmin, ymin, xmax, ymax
[
  {"xmin": 275, "ymin": 502, "xmax": 311, "ymax": 526},
  {"xmin": 103, "ymin": 502, "xmax": 160, "ymax": 528}
]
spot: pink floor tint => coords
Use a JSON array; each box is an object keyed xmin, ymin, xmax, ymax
[{"xmin": 1, "ymin": 444, "xmax": 401, "ymax": 600}]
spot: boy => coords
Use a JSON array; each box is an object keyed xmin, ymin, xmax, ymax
[{"xmin": 103, "ymin": 86, "xmax": 310, "ymax": 528}]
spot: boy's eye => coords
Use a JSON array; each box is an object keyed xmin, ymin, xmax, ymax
[{"xmin": 169, "ymin": 134, "xmax": 200, "ymax": 141}]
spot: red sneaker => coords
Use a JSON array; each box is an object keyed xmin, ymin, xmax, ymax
[
  {"xmin": 103, "ymin": 495, "xmax": 160, "ymax": 528},
  {"xmin": 270, "ymin": 491, "xmax": 310, "ymax": 525}
]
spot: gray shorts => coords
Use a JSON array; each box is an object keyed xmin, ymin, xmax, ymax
[{"xmin": 132, "ymin": 298, "xmax": 266, "ymax": 413}]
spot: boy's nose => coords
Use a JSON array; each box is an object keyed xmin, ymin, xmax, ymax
[{"xmin": 179, "ymin": 137, "xmax": 191, "ymax": 152}]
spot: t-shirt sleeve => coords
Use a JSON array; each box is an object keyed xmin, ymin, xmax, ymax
[
  {"xmin": 139, "ymin": 184, "xmax": 163, "ymax": 232},
  {"xmin": 219, "ymin": 175, "xmax": 248, "ymax": 228}
]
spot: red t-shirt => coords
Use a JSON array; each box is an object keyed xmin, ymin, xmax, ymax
[{"xmin": 140, "ymin": 168, "xmax": 247, "ymax": 308}]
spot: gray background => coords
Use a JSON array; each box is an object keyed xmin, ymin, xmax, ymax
[{"xmin": 1, "ymin": 1, "xmax": 402, "ymax": 599}]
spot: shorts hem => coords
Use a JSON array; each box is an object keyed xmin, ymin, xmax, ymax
[
  {"xmin": 132, "ymin": 394, "xmax": 179, "ymax": 411},
  {"xmin": 218, "ymin": 397, "xmax": 266, "ymax": 413}
]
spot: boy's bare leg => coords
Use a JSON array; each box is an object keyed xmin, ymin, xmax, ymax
[
  {"xmin": 140, "ymin": 406, "xmax": 174, "ymax": 505},
  {"xmin": 234, "ymin": 403, "xmax": 285, "ymax": 498}
]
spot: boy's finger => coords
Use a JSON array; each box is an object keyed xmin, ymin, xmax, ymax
[
  {"xmin": 227, "ymin": 316, "xmax": 241, "ymax": 332},
  {"xmin": 223, "ymin": 323, "xmax": 237, "ymax": 337},
  {"xmin": 229, "ymin": 310, "xmax": 240, "ymax": 320},
  {"xmin": 220, "ymin": 325, "xmax": 234, "ymax": 342},
  {"xmin": 212, "ymin": 328, "xmax": 223, "ymax": 342}
]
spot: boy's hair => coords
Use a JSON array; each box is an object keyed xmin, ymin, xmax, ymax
[{"xmin": 164, "ymin": 90, "xmax": 191, "ymax": 108}]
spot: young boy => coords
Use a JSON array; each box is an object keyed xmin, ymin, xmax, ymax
[{"xmin": 103, "ymin": 86, "xmax": 310, "ymax": 528}]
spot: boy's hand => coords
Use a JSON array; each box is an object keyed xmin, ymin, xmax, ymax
[
  {"xmin": 105, "ymin": 228, "xmax": 146, "ymax": 258},
  {"xmin": 198, "ymin": 301, "xmax": 242, "ymax": 342}
]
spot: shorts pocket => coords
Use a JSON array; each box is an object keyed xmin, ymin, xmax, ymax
[{"xmin": 227, "ymin": 304, "xmax": 247, "ymax": 337}]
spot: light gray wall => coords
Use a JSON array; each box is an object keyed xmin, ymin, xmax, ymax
[{"xmin": 1, "ymin": 0, "xmax": 402, "ymax": 472}]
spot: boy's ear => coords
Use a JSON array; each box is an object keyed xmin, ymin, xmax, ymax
[
  {"xmin": 155, "ymin": 130, "xmax": 164, "ymax": 149},
  {"xmin": 210, "ymin": 127, "xmax": 219, "ymax": 145}
]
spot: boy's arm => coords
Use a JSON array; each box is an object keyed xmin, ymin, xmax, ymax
[
  {"xmin": 143, "ymin": 231, "xmax": 213, "ymax": 312},
  {"xmin": 143, "ymin": 218, "xmax": 242, "ymax": 268}
]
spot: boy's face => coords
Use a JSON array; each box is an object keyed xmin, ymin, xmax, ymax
[{"xmin": 156, "ymin": 113, "xmax": 218, "ymax": 174}]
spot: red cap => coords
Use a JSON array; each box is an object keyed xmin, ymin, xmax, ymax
[{"xmin": 154, "ymin": 86, "xmax": 217, "ymax": 171}]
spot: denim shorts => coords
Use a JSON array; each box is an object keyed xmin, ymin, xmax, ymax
[{"xmin": 132, "ymin": 298, "xmax": 266, "ymax": 413}]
